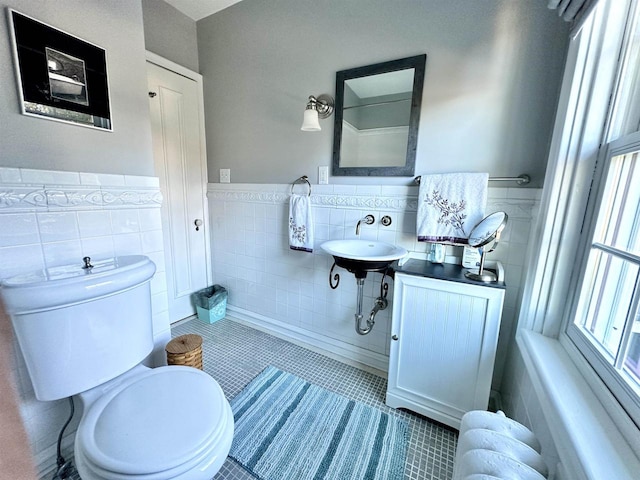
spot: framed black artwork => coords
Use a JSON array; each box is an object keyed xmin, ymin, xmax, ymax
[{"xmin": 8, "ymin": 9, "xmax": 112, "ymax": 130}]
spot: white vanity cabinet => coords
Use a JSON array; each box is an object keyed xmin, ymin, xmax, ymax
[{"xmin": 386, "ymin": 272, "xmax": 505, "ymax": 429}]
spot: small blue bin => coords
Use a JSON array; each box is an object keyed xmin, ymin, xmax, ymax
[{"xmin": 194, "ymin": 285, "xmax": 227, "ymax": 324}]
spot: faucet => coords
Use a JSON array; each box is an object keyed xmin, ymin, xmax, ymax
[{"xmin": 356, "ymin": 215, "xmax": 375, "ymax": 235}]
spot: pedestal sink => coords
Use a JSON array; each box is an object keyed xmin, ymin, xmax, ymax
[
  {"xmin": 321, "ymin": 239, "xmax": 408, "ymax": 336},
  {"xmin": 321, "ymin": 239, "xmax": 408, "ymax": 278}
]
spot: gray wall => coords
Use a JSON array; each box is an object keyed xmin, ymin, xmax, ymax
[
  {"xmin": 142, "ymin": 0, "xmax": 199, "ymax": 72},
  {"xmin": 197, "ymin": 0, "xmax": 569, "ymax": 186},
  {"xmin": 0, "ymin": 0, "xmax": 154, "ymax": 176}
]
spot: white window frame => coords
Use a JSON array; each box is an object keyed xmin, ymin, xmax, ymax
[
  {"xmin": 560, "ymin": 0, "xmax": 640, "ymax": 428},
  {"xmin": 517, "ymin": 0, "xmax": 628, "ymax": 338},
  {"xmin": 564, "ymin": 130, "xmax": 640, "ymax": 427}
]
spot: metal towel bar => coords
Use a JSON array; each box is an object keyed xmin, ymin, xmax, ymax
[{"xmin": 414, "ymin": 174, "xmax": 530, "ymax": 186}]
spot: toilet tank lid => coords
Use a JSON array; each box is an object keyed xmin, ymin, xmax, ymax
[
  {"xmin": 1, "ymin": 255, "xmax": 156, "ymax": 314},
  {"xmin": 2, "ymin": 255, "xmax": 151, "ymax": 286}
]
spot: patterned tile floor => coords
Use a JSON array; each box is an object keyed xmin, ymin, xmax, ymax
[{"xmin": 173, "ymin": 317, "xmax": 458, "ymax": 480}]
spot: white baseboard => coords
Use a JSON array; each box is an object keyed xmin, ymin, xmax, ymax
[{"xmin": 225, "ymin": 305, "xmax": 389, "ymax": 377}]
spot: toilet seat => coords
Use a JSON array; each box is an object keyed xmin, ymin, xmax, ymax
[{"xmin": 75, "ymin": 366, "xmax": 233, "ymax": 479}]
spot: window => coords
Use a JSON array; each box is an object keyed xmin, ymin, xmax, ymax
[
  {"xmin": 566, "ymin": 0, "xmax": 640, "ymax": 425},
  {"xmin": 570, "ymin": 143, "xmax": 640, "ymax": 400}
]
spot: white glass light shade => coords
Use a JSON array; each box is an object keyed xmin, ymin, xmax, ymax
[{"xmin": 301, "ymin": 108, "xmax": 321, "ymax": 131}]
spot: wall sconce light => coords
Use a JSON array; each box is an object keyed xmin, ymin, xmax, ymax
[{"xmin": 301, "ymin": 94, "xmax": 334, "ymax": 131}]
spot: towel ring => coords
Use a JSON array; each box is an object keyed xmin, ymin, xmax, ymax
[{"xmin": 291, "ymin": 175, "xmax": 311, "ymax": 196}]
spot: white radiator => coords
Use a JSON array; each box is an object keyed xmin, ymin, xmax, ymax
[{"xmin": 453, "ymin": 411, "xmax": 549, "ymax": 480}]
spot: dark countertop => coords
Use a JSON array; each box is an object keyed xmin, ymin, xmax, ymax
[{"xmin": 393, "ymin": 259, "xmax": 506, "ymax": 289}]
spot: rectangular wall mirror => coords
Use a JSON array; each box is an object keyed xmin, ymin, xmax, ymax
[{"xmin": 332, "ymin": 54, "xmax": 426, "ymax": 177}]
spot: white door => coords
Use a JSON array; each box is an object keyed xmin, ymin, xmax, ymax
[{"xmin": 147, "ymin": 60, "xmax": 210, "ymax": 322}]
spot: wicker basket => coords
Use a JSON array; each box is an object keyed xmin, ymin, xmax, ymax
[{"xmin": 165, "ymin": 334, "xmax": 203, "ymax": 370}]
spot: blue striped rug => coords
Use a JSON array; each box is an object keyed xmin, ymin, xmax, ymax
[{"xmin": 229, "ymin": 366, "xmax": 408, "ymax": 480}]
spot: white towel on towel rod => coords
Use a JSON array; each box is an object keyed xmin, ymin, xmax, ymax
[
  {"xmin": 289, "ymin": 194, "xmax": 314, "ymax": 253},
  {"xmin": 416, "ymin": 172, "xmax": 488, "ymax": 244}
]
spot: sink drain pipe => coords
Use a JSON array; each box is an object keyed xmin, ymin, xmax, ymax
[
  {"xmin": 328, "ymin": 261, "xmax": 391, "ymax": 335},
  {"xmin": 354, "ymin": 278, "xmax": 389, "ymax": 336}
]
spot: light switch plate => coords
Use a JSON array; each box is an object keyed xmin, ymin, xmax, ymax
[
  {"xmin": 318, "ymin": 166, "xmax": 329, "ymax": 185},
  {"xmin": 219, "ymin": 169, "xmax": 230, "ymax": 183}
]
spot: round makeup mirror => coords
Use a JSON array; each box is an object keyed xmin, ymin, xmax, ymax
[{"xmin": 464, "ymin": 211, "xmax": 508, "ymax": 282}]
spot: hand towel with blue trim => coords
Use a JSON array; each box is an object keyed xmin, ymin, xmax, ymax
[
  {"xmin": 416, "ymin": 172, "xmax": 489, "ymax": 244},
  {"xmin": 289, "ymin": 194, "xmax": 314, "ymax": 252}
]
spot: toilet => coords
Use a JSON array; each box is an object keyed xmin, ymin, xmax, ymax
[{"xmin": 1, "ymin": 255, "xmax": 233, "ymax": 480}]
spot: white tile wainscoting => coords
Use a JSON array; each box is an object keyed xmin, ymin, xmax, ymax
[
  {"xmin": 0, "ymin": 167, "xmax": 171, "ymax": 477},
  {"xmin": 0, "ymin": 169, "xmax": 542, "ymax": 477},
  {"xmin": 207, "ymin": 183, "xmax": 541, "ymax": 386}
]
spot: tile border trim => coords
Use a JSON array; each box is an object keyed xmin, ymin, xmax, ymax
[
  {"xmin": 0, "ymin": 168, "xmax": 162, "ymax": 212},
  {"xmin": 207, "ymin": 183, "xmax": 540, "ymax": 219}
]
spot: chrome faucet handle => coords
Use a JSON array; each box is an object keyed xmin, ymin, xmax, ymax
[{"xmin": 356, "ymin": 215, "xmax": 376, "ymax": 235}]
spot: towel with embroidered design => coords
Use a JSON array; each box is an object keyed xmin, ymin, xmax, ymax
[
  {"xmin": 416, "ymin": 172, "xmax": 488, "ymax": 244},
  {"xmin": 289, "ymin": 194, "xmax": 314, "ymax": 252}
]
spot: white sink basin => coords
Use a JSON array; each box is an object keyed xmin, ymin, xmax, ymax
[{"xmin": 321, "ymin": 239, "xmax": 407, "ymax": 262}]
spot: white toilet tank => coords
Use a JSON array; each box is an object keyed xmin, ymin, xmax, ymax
[{"xmin": 1, "ymin": 255, "xmax": 156, "ymax": 401}]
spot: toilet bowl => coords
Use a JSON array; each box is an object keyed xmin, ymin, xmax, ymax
[
  {"xmin": 0, "ymin": 255, "xmax": 234, "ymax": 479},
  {"xmin": 74, "ymin": 365, "xmax": 233, "ymax": 479}
]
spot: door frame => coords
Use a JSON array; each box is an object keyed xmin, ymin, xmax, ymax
[{"xmin": 145, "ymin": 51, "xmax": 213, "ymax": 299}]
